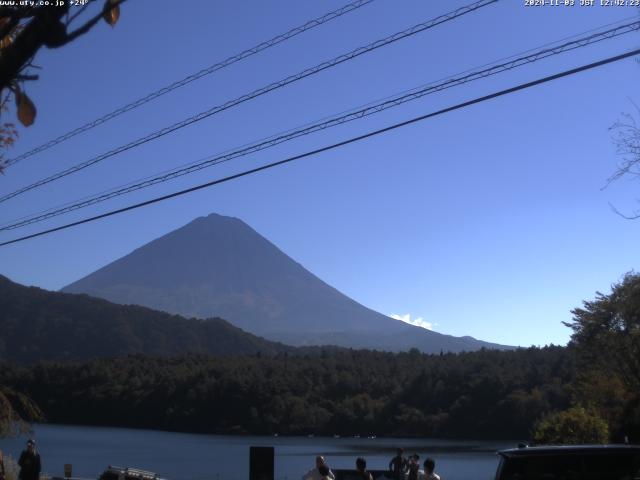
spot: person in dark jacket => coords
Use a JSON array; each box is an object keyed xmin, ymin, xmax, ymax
[
  {"xmin": 18, "ymin": 439, "xmax": 40, "ymax": 480},
  {"xmin": 389, "ymin": 448, "xmax": 407, "ymax": 480},
  {"xmin": 355, "ymin": 457, "xmax": 373, "ymax": 480},
  {"xmin": 407, "ymin": 454, "xmax": 421, "ymax": 480}
]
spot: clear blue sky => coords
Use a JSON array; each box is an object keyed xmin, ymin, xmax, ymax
[{"xmin": 1, "ymin": 0, "xmax": 639, "ymax": 347}]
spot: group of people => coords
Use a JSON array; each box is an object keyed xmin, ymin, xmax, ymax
[
  {"xmin": 302, "ymin": 449, "xmax": 440, "ymax": 480},
  {"xmin": 389, "ymin": 448, "xmax": 440, "ymax": 480},
  {"xmin": 0, "ymin": 439, "xmax": 42, "ymax": 480}
]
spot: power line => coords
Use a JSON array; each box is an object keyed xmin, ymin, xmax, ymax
[
  {"xmin": 1, "ymin": 47, "xmax": 638, "ymax": 248},
  {"xmin": 0, "ymin": 0, "xmax": 498, "ymax": 204},
  {"xmin": 3, "ymin": 18, "xmax": 637, "ymax": 230},
  {"xmin": 2, "ymin": 19, "xmax": 638, "ymax": 232},
  {"xmin": 3, "ymin": 0, "xmax": 375, "ymax": 168},
  {"xmin": 19, "ymin": 13, "xmax": 633, "ymax": 232}
]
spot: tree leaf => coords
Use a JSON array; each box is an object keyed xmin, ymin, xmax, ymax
[
  {"xmin": 16, "ymin": 91, "xmax": 36, "ymax": 127},
  {"xmin": 0, "ymin": 34, "xmax": 13, "ymax": 49},
  {"xmin": 103, "ymin": 0, "xmax": 120, "ymax": 27}
]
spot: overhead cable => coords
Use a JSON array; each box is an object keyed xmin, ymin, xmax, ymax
[
  {"xmin": 1, "ymin": 46, "xmax": 638, "ymax": 247},
  {"xmin": 2, "ymin": 19, "xmax": 638, "ymax": 232},
  {"xmin": 0, "ymin": 0, "xmax": 498, "ymax": 204},
  {"xmin": 3, "ymin": 0, "xmax": 376, "ymax": 167}
]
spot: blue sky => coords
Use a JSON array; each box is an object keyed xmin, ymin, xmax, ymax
[{"xmin": 1, "ymin": 0, "xmax": 639, "ymax": 347}]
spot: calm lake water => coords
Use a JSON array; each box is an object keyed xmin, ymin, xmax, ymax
[{"xmin": 0, "ymin": 424, "xmax": 513, "ymax": 480}]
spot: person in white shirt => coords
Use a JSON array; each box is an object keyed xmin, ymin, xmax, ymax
[
  {"xmin": 302, "ymin": 455, "xmax": 335, "ymax": 480},
  {"xmin": 318, "ymin": 465, "xmax": 332, "ymax": 480},
  {"xmin": 421, "ymin": 458, "xmax": 441, "ymax": 480}
]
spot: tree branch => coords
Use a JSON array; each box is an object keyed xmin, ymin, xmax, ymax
[
  {"xmin": 16, "ymin": 74, "xmax": 39, "ymax": 81},
  {"xmin": 63, "ymin": 0, "xmax": 127, "ymax": 45},
  {"xmin": 66, "ymin": 3, "xmax": 91, "ymax": 27},
  {"xmin": 0, "ymin": 0, "xmax": 128, "ymax": 92},
  {"xmin": 609, "ymin": 201, "xmax": 640, "ymax": 220},
  {"xmin": 0, "ymin": 14, "xmax": 22, "ymax": 43},
  {"xmin": 0, "ymin": 6, "xmax": 68, "ymax": 92},
  {"xmin": 0, "ymin": 7, "xmax": 33, "ymax": 19}
]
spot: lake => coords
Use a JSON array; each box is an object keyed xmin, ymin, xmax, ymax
[{"xmin": 0, "ymin": 424, "xmax": 513, "ymax": 480}]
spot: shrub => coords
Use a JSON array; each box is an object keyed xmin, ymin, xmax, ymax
[{"xmin": 532, "ymin": 406, "xmax": 609, "ymax": 445}]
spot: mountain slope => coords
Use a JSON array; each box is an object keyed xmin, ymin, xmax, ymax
[
  {"xmin": 0, "ymin": 275, "xmax": 297, "ymax": 363},
  {"xmin": 63, "ymin": 213, "xmax": 511, "ymax": 353}
]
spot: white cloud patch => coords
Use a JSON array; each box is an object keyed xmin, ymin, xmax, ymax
[{"xmin": 390, "ymin": 313, "xmax": 437, "ymax": 331}]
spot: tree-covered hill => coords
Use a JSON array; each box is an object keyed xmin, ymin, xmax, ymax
[{"xmin": 0, "ymin": 275, "xmax": 299, "ymax": 362}]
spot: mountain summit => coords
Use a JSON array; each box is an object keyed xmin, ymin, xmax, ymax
[{"xmin": 63, "ymin": 213, "xmax": 510, "ymax": 352}]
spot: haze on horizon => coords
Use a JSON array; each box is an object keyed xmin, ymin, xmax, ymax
[{"xmin": 0, "ymin": 0, "xmax": 639, "ymax": 348}]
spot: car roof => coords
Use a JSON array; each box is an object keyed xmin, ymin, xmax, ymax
[{"xmin": 499, "ymin": 445, "xmax": 640, "ymax": 458}]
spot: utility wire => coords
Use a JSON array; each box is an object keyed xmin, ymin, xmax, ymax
[
  {"xmin": 0, "ymin": 0, "xmax": 499, "ymax": 204},
  {"xmin": 1, "ymin": 47, "xmax": 638, "ymax": 248},
  {"xmin": 3, "ymin": 0, "xmax": 375, "ymax": 168},
  {"xmin": 2, "ymin": 19, "xmax": 638, "ymax": 232},
  {"xmin": 18, "ymin": 10, "xmax": 633, "ymax": 232}
]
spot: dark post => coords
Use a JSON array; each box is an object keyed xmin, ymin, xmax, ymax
[{"xmin": 249, "ymin": 446, "xmax": 274, "ymax": 480}]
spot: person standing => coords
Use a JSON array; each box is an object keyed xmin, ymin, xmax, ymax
[
  {"xmin": 355, "ymin": 457, "xmax": 373, "ymax": 480},
  {"xmin": 421, "ymin": 458, "xmax": 440, "ymax": 480},
  {"xmin": 302, "ymin": 456, "xmax": 335, "ymax": 480},
  {"xmin": 18, "ymin": 440, "xmax": 40, "ymax": 480},
  {"xmin": 318, "ymin": 465, "xmax": 332, "ymax": 480},
  {"xmin": 388, "ymin": 448, "xmax": 407, "ymax": 480},
  {"xmin": 407, "ymin": 454, "xmax": 421, "ymax": 480}
]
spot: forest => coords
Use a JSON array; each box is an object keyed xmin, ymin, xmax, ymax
[
  {"xmin": 0, "ymin": 346, "xmax": 572, "ymax": 439},
  {"xmin": 0, "ymin": 273, "xmax": 638, "ymax": 443}
]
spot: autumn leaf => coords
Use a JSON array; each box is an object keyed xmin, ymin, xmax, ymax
[
  {"xmin": 16, "ymin": 91, "xmax": 36, "ymax": 127},
  {"xmin": 103, "ymin": 0, "xmax": 120, "ymax": 27}
]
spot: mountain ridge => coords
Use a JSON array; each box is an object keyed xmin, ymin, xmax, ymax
[{"xmin": 62, "ymin": 213, "xmax": 512, "ymax": 353}]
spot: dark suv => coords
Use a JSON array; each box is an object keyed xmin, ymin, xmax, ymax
[{"xmin": 495, "ymin": 445, "xmax": 640, "ymax": 480}]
